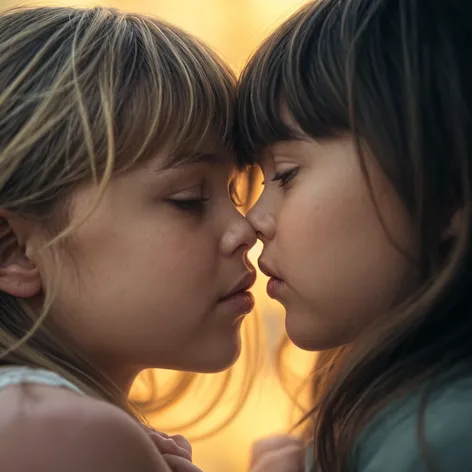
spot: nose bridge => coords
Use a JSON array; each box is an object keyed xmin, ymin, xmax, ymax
[
  {"xmin": 246, "ymin": 191, "xmax": 275, "ymax": 241},
  {"xmin": 220, "ymin": 202, "xmax": 257, "ymax": 256}
]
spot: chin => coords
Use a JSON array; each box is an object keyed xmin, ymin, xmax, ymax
[
  {"xmin": 184, "ymin": 346, "xmax": 241, "ymax": 373},
  {"xmin": 195, "ymin": 352, "xmax": 240, "ymax": 373},
  {"xmin": 285, "ymin": 312, "xmax": 348, "ymax": 352},
  {"xmin": 172, "ymin": 332, "xmax": 243, "ymax": 374}
]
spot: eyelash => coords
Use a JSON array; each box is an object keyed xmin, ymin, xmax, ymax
[
  {"xmin": 168, "ymin": 198, "xmax": 210, "ymax": 213},
  {"xmin": 271, "ymin": 167, "xmax": 299, "ymax": 188},
  {"xmin": 167, "ymin": 173, "xmax": 242, "ymax": 214}
]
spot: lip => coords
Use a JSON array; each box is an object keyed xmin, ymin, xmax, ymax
[
  {"xmin": 220, "ymin": 270, "xmax": 257, "ymax": 301},
  {"xmin": 258, "ymin": 259, "xmax": 281, "ymax": 280},
  {"xmin": 258, "ymin": 259, "xmax": 285, "ymax": 299},
  {"xmin": 267, "ymin": 277, "xmax": 285, "ymax": 299}
]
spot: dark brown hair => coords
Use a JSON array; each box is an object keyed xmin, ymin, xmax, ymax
[{"xmin": 237, "ymin": 0, "xmax": 472, "ymax": 470}]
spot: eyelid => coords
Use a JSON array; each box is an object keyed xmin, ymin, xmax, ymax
[
  {"xmin": 271, "ymin": 166, "xmax": 299, "ymax": 188},
  {"xmin": 172, "ymin": 191, "xmax": 201, "ymax": 199},
  {"xmin": 274, "ymin": 162, "xmax": 297, "ymax": 171},
  {"xmin": 168, "ymin": 184, "xmax": 205, "ymax": 200},
  {"xmin": 272, "ymin": 166, "xmax": 298, "ymax": 179},
  {"xmin": 273, "ymin": 161, "xmax": 298, "ymax": 178}
]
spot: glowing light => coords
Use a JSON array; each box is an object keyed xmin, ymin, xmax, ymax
[{"xmin": 0, "ymin": 1, "xmax": 314, "ymax": 470}]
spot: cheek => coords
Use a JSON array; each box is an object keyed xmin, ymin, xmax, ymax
[
  {"xmin": 277, "ymin": 173, "xmax": 359, "ymax": 275},
  {"xmin": 277, "ymin": 168, "xmax": 415, "ymax": 322},
  {"xmin": 99, "ymin": 229, "xmax": 216, "ymax": 307},
  {"xmin": 49, "ymin": 221, "xmax": 220, "ymax": 357},
  {"xmin": 148, "ymin": 229, "xmax": 218, "ymax": 294}
]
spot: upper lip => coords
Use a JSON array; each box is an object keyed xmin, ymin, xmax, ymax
[
  {"xmin": 221, "ymin": 271, "xmax": 257, "ymax": 299},
  {"xmin": 258, "ymin": 259, "xmax": 281, "ymax": 280}
]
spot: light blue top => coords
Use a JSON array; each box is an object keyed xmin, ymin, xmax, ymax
[
  {"xmin": 0, "ymin": 366, "xmax": 84, "ymax": 395},
  {"xmin": 306, "ymin": 373, "xmax": 472, "ymax": 471}
]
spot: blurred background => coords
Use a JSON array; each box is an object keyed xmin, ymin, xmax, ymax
[{"xmin": 0, "ymin": 0, "xmax": 316, "ymax": 470}]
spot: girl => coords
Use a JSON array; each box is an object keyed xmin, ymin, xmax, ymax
[
  {"xmin": 0, "ymin": 6, "xmax": 257, "ymax": 472},
  {"xmin": 237, "ymin": 0, "xmax": 472, "ymax": 471}
]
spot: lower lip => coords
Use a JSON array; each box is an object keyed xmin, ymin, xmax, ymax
[
  {"xmin": 218, "ymin": 291, "xmax": 255, "ymax": 315},
  {"xmin": 267, "ymin": 277, "xmax": 285, "ymax": 299}
]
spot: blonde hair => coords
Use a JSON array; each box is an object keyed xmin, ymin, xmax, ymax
[{"xmin": 0, "ymin": 5, "xmax": 260, "ymax": 430}]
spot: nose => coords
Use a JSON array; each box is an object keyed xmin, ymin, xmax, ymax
[
  {"xmin": 246, "ymin": 194, "xmax": 276, "ymax": 243},
  {"xmin": 220, "ymin": 208, "xmax": 257, "ymax": 256}
]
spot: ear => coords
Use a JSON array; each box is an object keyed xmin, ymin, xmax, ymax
[{"xmin": 0, "ymin": 211, "xmax": 42, "ymax": 298}]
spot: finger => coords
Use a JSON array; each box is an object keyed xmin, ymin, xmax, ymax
[
  {"xmin": 169, "ymin": 434, "xmax": 192, "ymax": 458},
  {"xmin": 144, "ymin": 426, "xmax": 167, "ymax": 435},
  {"xmin": 150, "ymin": 433, "xmax": 192, "ymax": 461},
  {"xmin": 144, "ymin": 427, "xmax": 171, "ymax": 440},
  {"xmin": 147, "ymin": 430, "xmax": 193, "ymax": 459},
  {"xmin": 251, "ymin": 436, "xmax": 304, "ymax": 466},
  {"xmin": 251, "ymin": 444, "xmax": 305, "ymax": 472},
  {"xmin": 163, "ymin": 454, "xmax": 203, "ymax": 472}
]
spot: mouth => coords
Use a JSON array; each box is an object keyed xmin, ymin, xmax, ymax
[
  {"xmin": 220, "ymin": 270, "xmax": 257, "ymax": 301},
  {"xmin": 258, "ymin": 259, "xmax": 285, "ymax": 300},
  {"xmin": 258, "ymin": 259, "xmax": 283, "ymax": 281}
]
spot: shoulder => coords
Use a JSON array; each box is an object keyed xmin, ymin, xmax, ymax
[
  {"xmin": 355, "ymin": 375, "xmax": 472, "ymax": 472},
  {"xmin": 0, "ymin": 384, "xmax": 170, "ymax": 472}
]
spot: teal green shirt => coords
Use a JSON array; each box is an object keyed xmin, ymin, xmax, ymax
[{"xmin": 306, "ymin": 374, "xmax": 472, "ymax": 471}]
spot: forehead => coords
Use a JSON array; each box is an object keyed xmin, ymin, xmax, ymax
[
  {"xmin": 144, "ymin": 147, "xmax": 235, "ymax": 175},
  {"xmin": 165, "ymin": 151, "xmax": 234, "ymax": 170},
  {"xmin": 269, "ymin": 139, "xmax": 308, "ymax": 155},
  {"xmin": 143, "ymin": 135, "xmax": 235, "ymax": 171}
]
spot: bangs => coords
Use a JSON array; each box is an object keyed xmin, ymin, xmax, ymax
[
  {"xmin": 236, "ymin": 1, "xmax": 350, "ymax": 166},
  {"xmin": 54, "ymin": 8, "xmax": 237, "ymax": 174},
  {"xmin": 0, "ymin": 7, "xmax": 237, "ymax": 213},
  {"xmin": 114, "ymin": 14, "xmax": 236, "ymax": 168}
]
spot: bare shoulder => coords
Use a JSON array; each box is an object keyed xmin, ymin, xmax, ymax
[{"xmin": 0, "ymin": 384, "xmax": 170, "ymax": 472}]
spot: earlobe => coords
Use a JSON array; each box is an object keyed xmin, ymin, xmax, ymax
[{"xmin": 0, "ymin": 215, "xmax": 42, "ymax": 298}]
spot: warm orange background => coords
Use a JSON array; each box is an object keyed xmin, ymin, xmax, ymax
[{"xmin": 0, "ymin": 1, "xmax": 315, "ymax": 470}]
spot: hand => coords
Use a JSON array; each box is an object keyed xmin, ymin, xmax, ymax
[
  {"xmin": 249, "ymin": 435, "xmax": 305, "ymax": 472},
  {"xmin": 163, "ymin": 454, "xmax": 203, "ymax": 472},
  {"xmin": 146, "ymin": 428, "xmax": 202, "ymax": 471},
  {"xmin": 147, "ymin": 430, "xmax": 193, "ymax": 462}
]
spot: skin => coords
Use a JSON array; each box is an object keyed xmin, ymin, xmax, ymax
[
  {"xmin": 0, "ymin": 146, "xmax": 256, "ymax": 471},
  {"xmin": 247, "ymin": 121, "xmax": 418, "ymax": 470},
  {"xmin": 0, "ymin": 384, "xmax": 201, "ymax": 472},
  {"xmin": 247, "ymin": 131, "xmax": 416, "ymax": 351},
  {"xmin": 1, "ymin": 149, "xmax": 257, "ymax": 390}
]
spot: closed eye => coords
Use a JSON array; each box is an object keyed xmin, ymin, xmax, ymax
[
  {"xmin": 167, "ymin": 198, "xmax": 210, "ymax": 212},
  {"xmin": 271, "ymin": 167, "xmax": 299, "ymax": 188}
]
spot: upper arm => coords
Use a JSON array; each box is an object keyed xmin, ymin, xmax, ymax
[{"xmin": 0, "ymin": 390, "xmax": 171, "ymax": 472}]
